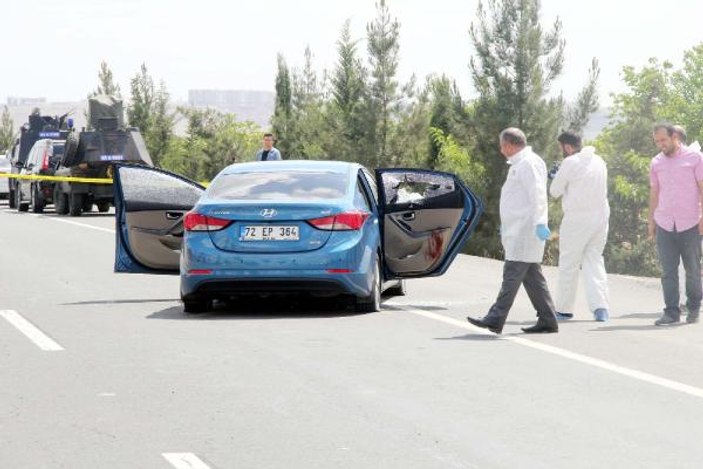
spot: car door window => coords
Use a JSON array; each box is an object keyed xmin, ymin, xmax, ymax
[
  {"xmin": 119, "ymin": 166, "xmax": 203, "ymax": 211},
  {"xmin": 377, "ymin": 168, "xmax": 482, "ymax": 278}
]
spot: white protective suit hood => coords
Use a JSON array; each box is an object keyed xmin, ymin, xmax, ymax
[
  {"xmin": 549, "ymin": 146, "xmax": 610, "ymax": 220},
  {"xmin": 499, "ymin": 146, "xmax": 549, "ymax": 263}
]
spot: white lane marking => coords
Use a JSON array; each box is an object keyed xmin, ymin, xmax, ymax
[
  {"xmin": 44, "ymin": 216, "xmax": 115, "ymax": 233},
  {"xmin": 0, "ymin": 310, "xmax": 64, "ymax": 351},
  {"xmin": 401, "ymin": 307, "xmax": 703, "ymax": 400},
  {"xmin": 162, "ymin": 453, "xmax": 211, "ymax": 469}
]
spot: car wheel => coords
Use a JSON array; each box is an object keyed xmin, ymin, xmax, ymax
[
  {"xmin": 69, "ymin": 192, "xmax": 83, "ymax": 216},
  {"xmin": 183, "ymin": 298, "xmax": 209, "ymax": 314},
  {"xmin": 97, "ymin": 201, "xmax": 110, "ymax": 213},
  {"xmin": 384, "ymin": 279, "xmax": 407, "ymax": 297},
  {"xmin": 16, "ymin": 186, "xmax": 28, "ymax": 212},
  {"xmin": 355, "ymin": 256, "xmax": 381, "ymax": 313},
  {"xmin": 8, "ymin": 188, "xmax": 16, "ymax": 208},
  {"xmin": 31, "ymin": 184, "xmax": 45, "ymax": 213},
  {"xmin": 54, "ymin": 186, "xmax": 69, "ymax": 215}
]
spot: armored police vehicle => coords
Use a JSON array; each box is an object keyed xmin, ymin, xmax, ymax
[{"xmin": 54, "ymin": 95, "xmax": 153, "ymax": 216}]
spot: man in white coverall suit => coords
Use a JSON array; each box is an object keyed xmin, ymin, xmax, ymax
[
  {"xmin": 467, "ymin": 128, "xmax": 559, "ymax": 334},
  {"xmin": 549, "ymin": 131, "xmax": 610, "ymax": 322}
]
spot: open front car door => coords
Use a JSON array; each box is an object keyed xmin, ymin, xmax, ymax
[
  {"xmin": 114, "ymin": 164, "xmax": 205, "ymax": 274},
  {"xmin": 376, "ymin": 168, "xmax": 482, "ymax": 279}
]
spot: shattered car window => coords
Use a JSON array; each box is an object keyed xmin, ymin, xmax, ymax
[
  {"xmin": 382, "ymin": 172, "xmax": 455, "ymax": 205},
  {"xmin": 120, "ymin": 167, "xmax": 203, "ymax": 207}
]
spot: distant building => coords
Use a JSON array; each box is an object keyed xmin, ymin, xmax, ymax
[
  {"xmin": 188, "ymin": 90, "xmax": 274, "ymax": 128},
  {"xmin": 6, "ymin": 96, "xmax": 47, "ymax": 106}
]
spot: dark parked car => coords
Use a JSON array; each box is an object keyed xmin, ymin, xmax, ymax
[{"xmin": 15, "ymin": 138, "xmax": 64, "ymax": 213}]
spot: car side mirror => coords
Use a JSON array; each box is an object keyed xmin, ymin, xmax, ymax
[
  {"xmin": 14, "ymin": 161, "xmax": 23, "ymax": 168},
  {"xmin": 26, "ymin": 164, "xmax": 34, "ymax": 170}
]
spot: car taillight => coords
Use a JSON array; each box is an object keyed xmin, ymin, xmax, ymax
[
  {"xmin": 184, "ymin": 212, "xmax": 231, "ymax": 231},
  {"xmin": 42, "ymin": 151, "xmax": 49, "ymax": 170},
  {"xmin": 308, "ymin": 211, "xmax": 369, "ymax": 231}
]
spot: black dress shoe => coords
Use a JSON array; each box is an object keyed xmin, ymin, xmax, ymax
[
  {"xmin": 521, "ymin": 321, "xmax": 558, "ymax": 334},
  {"xmin": 467, "ymin": 316, "xmax": 503, "ymax": 334}
]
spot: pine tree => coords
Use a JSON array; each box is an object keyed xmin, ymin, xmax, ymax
[
  {"xmin": 127, "ymin": 63, "xmax": 154, "ymax": 134},
  {"xmin": 91, "ymin": 61, "xmax": 121, "ymax": 98},
  {"xmin": 366, "ymin": 0, "xmax": 401, "ymax": 167},
  {"xmin": 272, "ymin": 54, "xmax": 293, "ymax": 157},
  {"xmin": 329, "ymin": 20, "xmax": 368, "ymax": 162},
  {"xmin": 468, "ymin": 0, "xmax": 566, "ymax": 256}
]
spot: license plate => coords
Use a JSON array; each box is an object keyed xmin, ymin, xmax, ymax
[{"xmin": 240, "ymin": 225, "xmax": 299, "ymax": 241}]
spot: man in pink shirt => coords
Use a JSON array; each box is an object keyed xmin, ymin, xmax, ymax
[{"xmin": 648, "ymin": 123, "xmax": 703, "ymax": 325}]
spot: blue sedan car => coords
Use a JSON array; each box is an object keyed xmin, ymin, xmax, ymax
[{"xmin": 113, "ymin": 161, "xmax": 482, "ymax": 313}]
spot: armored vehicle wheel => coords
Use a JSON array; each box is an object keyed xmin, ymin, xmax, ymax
[
  {"xmin": 54, "ymin": 186, "xmax": 69, "ymax": 215},
  {"xmin": 69, "ymin": 193, "xmax": 84, "ymax": 216},
  {"xmin": 97, "ymin": 201, "xmax": 111, "ymax": 213},
  {"xmin": 82, "ymin": 198, "xmax": 93, "ymax": 213},
  {"xmin": 8, "ymin": 188, "xmax": 16, "ymax": 208}
]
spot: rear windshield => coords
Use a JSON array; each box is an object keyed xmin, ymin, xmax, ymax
[
  {"xmin": 208, "ymin": 170, "xmax": 349, "ymax": 201},
  {"xmin": 53, "ymin": 144, "xmax": 65, "ymax": 156}
]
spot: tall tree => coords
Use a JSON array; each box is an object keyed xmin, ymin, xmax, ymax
[
  {"xmin": 271, "ymin": 54, "xmax": 293, "ymax": 157},
  {"xmin": 145, "ymin": 81, "xmax": 176, "ymax": 167},
  {"xmin": 427, "ymin": 75, "xmax": 469, "ymax": 169},
  {"xmin": 289, "ymin": 47, "xmax": 329, "ymax": 159},
  {"xmin": 127, "ymin": 63, "xmax": 154, "ymax": 134},
  {"xmin": 90, "ymin": 61, "xmax": 121, "ymax": 98},
  {"xmin": 0, "ymin": 105, "xmax": 14, "ymax": 152},
  {"xmin": 366, "ymin": 0, "xmax": 401, "ymax": 167},
  {"xmin": 564, "ymin": 58, "xmax": 601, "ymax": 133},
  {"xmin": 468, "ymin": 0, "xmax": 566, "ymax": 256},
  {"xmin": 329, "ymin": 20, "xmax": 369, "ymax": 162}
]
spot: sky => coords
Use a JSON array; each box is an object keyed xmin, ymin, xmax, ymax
[{"xmin": 1, "ymin": 0, "xmax": 702, "ymax": 106}]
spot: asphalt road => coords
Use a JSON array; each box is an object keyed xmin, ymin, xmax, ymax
[{"xmin": 2, "ymin": 201, "xmax": 703, "ymax": 469}]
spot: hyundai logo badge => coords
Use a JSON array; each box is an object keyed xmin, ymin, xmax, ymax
[{"xmin": 260, "ymin": 209, "xmax": 277, "ymax": 218}]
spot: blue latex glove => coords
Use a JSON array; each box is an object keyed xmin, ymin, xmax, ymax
[
  {"xmin": 536, "ymin": 224, "xmax": 551, "ymax": 241},
  {"xmin": 548, "ymin": 162, "xmax": 560, "ymax": 180}
]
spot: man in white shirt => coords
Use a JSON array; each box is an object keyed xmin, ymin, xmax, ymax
[
  {"xmin": 467, "ymin": 128, "xmax": 558, "ymax": 334},
  {"xmin": 549, "ymin": 131, "xmax": 610, "ymax": 322}
]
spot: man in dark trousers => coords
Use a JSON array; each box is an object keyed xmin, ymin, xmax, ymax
[
  {"xmin": 255, "ymin": 133, "xmax": 282, "ymax": 161},
  {"xmin": 649, "ymin": 123, "xmax": 703, "ymax": 325},
  {"xmin": 467, "ymin": 128, "xmax": 559, "ymax": 334}
]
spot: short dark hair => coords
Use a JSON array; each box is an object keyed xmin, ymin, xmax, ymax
[
  {"xmin": 263, "ymin": 133, "xmax": 274, "ymax": 139},
  {"xmin": 653, "ymin": 123, "xmax": 675, "ymax": 137},
  {"xmin": 557, "ymin": 131, "xmax": 582, "ymax": 150},
  {"xmin": 673, "ymin": 125, "xmax": 687, "ymax": 143},
  {"xmin": 499, "ymin": 127, "xmax": 527, "ymax": 147}
]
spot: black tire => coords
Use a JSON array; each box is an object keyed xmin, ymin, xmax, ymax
[
  {"xmin": 54, "ymin": 186, "xmax": 69, "ymax": 215},
  {"xmin": 355, "ymin": 256, "xmax": 382, "ymax": 313},
  {"xmin": 16, "ymin": 186, "xmax": 28, "ymax": 212},
  {"xmin": 31, "ymin": 184, "xmax": 45, "ymax": 213},
  {"xmin": 62, "ymin": 132, "xmax": 79, "ymax": 167},
  {"xmin": 97, "ymin": 201, "xmax": 110, "ymax": 213},
  {"xmin": 69, "ymin": 192, "xmax": 83, "ymax": 217},
  {"xmin": 82, "ymin": 198, "xmax": 93, "ymax": 213},
  {"xmin": 384, "ymin": 279, "xmax": 407, "ymax": 297},
  {"xmin": 183, "ymin": 298, "xmax": 209, "ymax": 314},
  {"xmin": 8, "ymin": 188, "xmax": 16, "ymax": 208}
]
